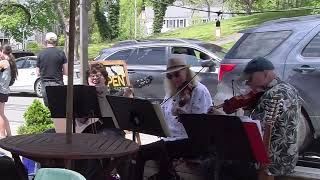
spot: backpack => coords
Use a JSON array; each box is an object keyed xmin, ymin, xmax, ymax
[{"xmin": 9, "ymin": 77, "xmax": 15, "ymax": 86}]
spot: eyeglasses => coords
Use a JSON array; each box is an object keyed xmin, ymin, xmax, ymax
[
  {"xmin": 89, "ymin": 73, "xmax": 102, "ymax": 79},
  {"xmin": 166, "ymin": 71, "xmax": 180, "ymax": 80}
]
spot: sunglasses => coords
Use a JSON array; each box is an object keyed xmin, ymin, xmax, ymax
[{"xmin": 166, "ymin": 71, "xmax": 181, "ymax": 80}]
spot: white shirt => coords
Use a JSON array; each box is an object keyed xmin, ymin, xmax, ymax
[{"xmin": 161, "ymin": 82, "xmax": 213, "ymax": 141}]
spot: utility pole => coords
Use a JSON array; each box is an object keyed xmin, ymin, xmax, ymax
[
  {"xmin": 134, "ymin": 0, "xmax": 137, "ymax": 39},
  {"xmin": 80, "ymin": 0, "xmax": 89, "ymax": 85}
]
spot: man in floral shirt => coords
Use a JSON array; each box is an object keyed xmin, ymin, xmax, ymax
[{"xmin": 223, "ymin": 57, "xmax": 300, "ymax": 176}]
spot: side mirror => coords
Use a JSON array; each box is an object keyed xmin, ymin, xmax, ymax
[{"xmin": 201, "ymin": 59, "xmax": 215, "ymax": 67}]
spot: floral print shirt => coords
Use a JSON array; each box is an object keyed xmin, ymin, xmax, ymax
[
  {"xmin": 251, "ymin": 78, "xmax": 300, "ymax": 175},
  {"xmin": 161, "ymin": 82, "xmax": 213, "ymax": 141}
]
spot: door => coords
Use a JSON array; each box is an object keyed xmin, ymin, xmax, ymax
[
  {"xmin": 285, "ymin": 28, "xmax": 320, "ymax": 136},
  {"xmin": 126, "ymin": 46, "xmax": 169, "ymax": 102}
]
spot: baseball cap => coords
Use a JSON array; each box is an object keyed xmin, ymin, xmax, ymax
[
  {"xmin": 239, "ymin": 57, "xmax": 275, "ymax": 81},
  {"xmin": 45, "ymin": 32, "xmax": 58, "ymax": 42}
]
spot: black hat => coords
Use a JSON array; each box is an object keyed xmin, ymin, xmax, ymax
[{"xmin": 239, "ymin": 57, "xmax": 274, "ymax": 81}]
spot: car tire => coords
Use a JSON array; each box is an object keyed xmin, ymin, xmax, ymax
[
  {"xmin": 34, "ymin": 79, "xmax": 43, "ymax": 97},
  {"xmin": 297, "ymin": 110, "xmax": 313, "ymax": 152}
]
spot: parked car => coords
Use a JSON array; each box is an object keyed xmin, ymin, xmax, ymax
[
  {"xmin": 12, "ymin": 50, "xmax": 35, "ymax": 59},
  {"xmin": 10, "ymin": 56, "xmax": 80, "ymax": 97},
  {"xmin": 94, "ymin": 38, "xmax": 227, "ymax": 102},
  {"xmin": 214, "ymin": 15, "xmax": 320, "ymax": 151}
]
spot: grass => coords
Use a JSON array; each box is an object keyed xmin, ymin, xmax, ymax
[
  {"xmin": 28, "ymin": 10, "xmax": 313, "ymax": 58},
  {"xmin": 150, "ymin": 10, "xmax": 313, "ymax": 43}
]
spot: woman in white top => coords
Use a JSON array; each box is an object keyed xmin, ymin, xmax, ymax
[
  {"xmin": 134, "ymin": 55, "xmax": 213, "ymax": 180},
  {"xmin": 0, "ymin": 45, "xmax": 18, "ymax": 138}
]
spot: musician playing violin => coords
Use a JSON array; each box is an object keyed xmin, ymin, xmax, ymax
[
  {"xmin": 134, "ymin": 55, "xmax": 213, "ymax": 180},
  {"xmin": 213, "ymin": 57, "xmax": 301, "ymax": 178}
]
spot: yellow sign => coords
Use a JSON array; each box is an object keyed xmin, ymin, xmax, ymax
[{"xmin": 91, "ymin": 60, "xmax": 130, "ymax": 88}]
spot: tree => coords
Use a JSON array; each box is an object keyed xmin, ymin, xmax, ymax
[
  {"xmin": 152, "ymin": 0, "xmax": 174, "ymax": 34},
  {"xmin": 182, "ymin": 0, "xmax": 222, "ymax": 20}
]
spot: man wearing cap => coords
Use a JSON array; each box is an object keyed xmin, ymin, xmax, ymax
[
  {"xmin": 36, "ymin": 32, "xmax": 68, "ymax": 106},
  {"xmin": 222, "ymin": 57, "xmax": 300, "ymax": 177}
]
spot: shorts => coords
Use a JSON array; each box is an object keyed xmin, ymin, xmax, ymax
[{"xmin": 0, "ymin": 93, "xmax": 8, "ymax": 103}]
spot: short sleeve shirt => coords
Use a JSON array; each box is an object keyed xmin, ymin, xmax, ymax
[
  {"xmin": 37, "ymin": 47, "xmax": 67, "ymax": 82},
  {"xmin": 161, "ymin": 82, "xmax": 213, "ymax": 141}
]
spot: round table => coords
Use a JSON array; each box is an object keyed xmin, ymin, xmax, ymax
[{"xmin": 0, "ymin": 133, "xmax": 139, "ymax": 180}]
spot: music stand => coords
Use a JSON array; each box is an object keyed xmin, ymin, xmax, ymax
[
  {"xmin": 46, "ymin": 85, "xmax": 102, "ymax": 132},
  {"xmin": 105, "ymin": 95, "xmax": 168, "ymax": 141},
  {"xmin": 179, "ymin": 114, "xmax": 262, "ymax": 180}
]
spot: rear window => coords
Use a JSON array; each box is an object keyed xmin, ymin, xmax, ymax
[
  {"xmin": 197, "ymin": 43, "xmax": 227, "ymax": 59},
  {"xmin": 226, "ymin": 30, "xmax": 291, "ymax": 59}
]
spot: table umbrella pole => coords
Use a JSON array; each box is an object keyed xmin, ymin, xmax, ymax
[{"xmin": 66, "ymin": 0, "xmax": 76, "ymax": 144}]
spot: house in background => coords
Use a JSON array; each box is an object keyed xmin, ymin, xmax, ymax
[
  {"xmin": 0, "ymin": 31, "xmax": 10, "ymax": 45},
  {"xmin": 142, "ymin": 2, "xmax": 231, "ymax": 35}
]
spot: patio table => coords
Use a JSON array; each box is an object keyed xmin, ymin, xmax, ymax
[{"xmin": 0, "ymin": 133, "xmax": 139, "ymax": 180}]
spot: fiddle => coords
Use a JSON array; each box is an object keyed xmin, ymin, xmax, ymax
[
  {"xmin": 214, "ymin": 90, "xmax": 264, "ymax": 114},
  {"xmin": 177, "ymin": 81, "xmax": 194, "ymax": 107}
]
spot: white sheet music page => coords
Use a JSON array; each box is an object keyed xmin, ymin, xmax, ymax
[{"xmin": 239, "ymin": 116, "xmax": 263, "ymax": 138}]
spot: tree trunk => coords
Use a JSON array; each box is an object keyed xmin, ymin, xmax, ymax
[
  {"xmin": 206, "ymin": 0, "xmax": 211, "ymax": 20},
  {"xmin": 53, "ymin": 0, "xmax": 69, "ymax": 56},
  {"xmin": 75, "ymin": 6, "xmax": 80, "ymax": 62}
]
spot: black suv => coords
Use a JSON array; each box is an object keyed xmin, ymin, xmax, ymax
[{"xmin": 94, "ymin": 38, "xmax": 227, "ymax": 101}]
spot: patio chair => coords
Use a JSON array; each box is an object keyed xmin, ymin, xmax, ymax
[{"xmin": 34, "ymin": 168, "xmax": 86, "ymax": 180}]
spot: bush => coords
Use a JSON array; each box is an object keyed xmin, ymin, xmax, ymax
[
  {"xmin": 17, "ymin": 99, "xmax": 54, "ymax": 135},
  {"xmin": 58, "ymin": 35, "xmax": 65, "ymax": 46},
  {"xmin": 26, "ymin": 42, "xmax": 40, "ymax": 49}
]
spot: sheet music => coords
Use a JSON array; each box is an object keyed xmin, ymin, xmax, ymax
[
  {"xmin": 152, "ymin": 102, "xmax": 172, "ymax": 137},
  {"xmin": 239, "ymin": 116, "xmax": 262, "ymax": 137},
  {"xmin": 95, "ymin": 86, "xmax": 120, "ymax": 128}
]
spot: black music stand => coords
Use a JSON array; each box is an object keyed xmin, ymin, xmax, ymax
[
  {"xmin": 46, "ymin": 85, "xmax": 102, "ymax": 132},
  {"xmin": 179, "ymin": 114, "xmax": 258, "ymax": 180},
  {"xmin": 106, "ymin": 95, "xmax": 168, "ymax": 141}
]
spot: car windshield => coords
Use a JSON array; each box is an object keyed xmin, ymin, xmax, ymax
[
  {"xmin": 226, "ymin": 30, "xmax": 292, "ymax": 59},
  {"xmin": 197, "ymin": 43, "xmax": 227, "ymax": 59}
]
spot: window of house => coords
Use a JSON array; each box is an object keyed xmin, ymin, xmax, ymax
[
  {"xmin": 173, "ymin": 20, "xmax": 176, "ymax": 28},
  {"xmin": 302, "ymin": 32, "xmax": 320, "ymax": 57},
  {"xmin": 179, "ymin": 20, "xmax": 184, "ymax": 27},
  {"xmin": 127, "ymin": 47, "xmax": 166, "ymax": 65}
]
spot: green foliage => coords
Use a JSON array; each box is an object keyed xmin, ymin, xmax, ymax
[
  {"xmin": 26, "ymin": 42, "xmax": 39, "ymax": 49},
  {"xmin": 152, "ymin": 0, "xmax": 174, "ymax": 34},
  {"xmin": 107, "ymin": 0, "xmax": 120, "ymax": 39},
  {"xmin": 17, "ymin": 99, "xmax": 54, "ymax": 135},
  {"xmin": 308, "ymin": 0, "xmax": 320, "ymax": 14},
  {"xmin": 94, "ymin": 0, "xmax": 110, "ymax": 41},
  {"xmin": 58, "ymin": 35, "xmax": 65, "ymax": 46},
  {"xmin": 151, "ymin": 10, "xmax": 312, "ymax": 41}
]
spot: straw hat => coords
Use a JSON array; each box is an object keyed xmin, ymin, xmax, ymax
[{"xmin": 163, "ymin": 55, "xmax": 190, "ymax": 74}]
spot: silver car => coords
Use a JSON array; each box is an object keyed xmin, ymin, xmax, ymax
[
  {"xmin": 215, "ymin": 15, "xmax": 320, "ymax": 151},
  {"xmin": 94, "ymin": 38, "xmax": 226, "ymax": 102}
]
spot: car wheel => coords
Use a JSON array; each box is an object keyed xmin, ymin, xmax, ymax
[
  {"xmin": 34, "ymin": 79, "xmax": 43, "ymax": 97},
  {"xmin": 297, "ymin": 110, "xmax": 313, "ymax": 152}
]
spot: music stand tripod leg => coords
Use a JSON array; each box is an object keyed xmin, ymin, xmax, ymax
[{"xmin": 12, "ymin": 153, "xmax": 28, "ymax": 180}]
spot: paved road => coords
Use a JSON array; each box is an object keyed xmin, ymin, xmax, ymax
[{"xmin": 5, "ymin": 93, "xmax": 40, "ymax": 135}]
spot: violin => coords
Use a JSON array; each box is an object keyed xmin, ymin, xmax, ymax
[
  {"xmin": 215, "ymin": 90, "xmax": 264, "ymax": 114},
  {"xmin": 177, "ymin": 82, "xmax": 194, "ymax": 107}
]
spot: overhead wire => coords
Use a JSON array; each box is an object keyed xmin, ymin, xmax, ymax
[{"xmin": 150, "ymin": 0, "xmax": 320, "ymax": 15}]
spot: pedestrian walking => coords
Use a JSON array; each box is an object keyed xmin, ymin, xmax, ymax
[
  {"xmin": 0, "ymin": 45, "xmax": 18, "ymax": 137},
  {"xmin": 36, "ymin": 32, "xmax": 68, "ymax": 106}
]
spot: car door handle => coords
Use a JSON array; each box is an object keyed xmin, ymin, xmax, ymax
[
  {"xmin": 293, "ymin": 66, "xmax": 316, "ymax": 73},
  {"xmin": 128, "ymin": 70, "xmax": 136, "ymax": 74}
]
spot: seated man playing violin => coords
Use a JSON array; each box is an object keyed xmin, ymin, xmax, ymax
[
  {"xmin": 134, "ymin": 55, "xmax": 213, "ymax": 180},
  {"xmin": 211, "ymin": 57, "xmax": 300, "ymax": 178}
]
